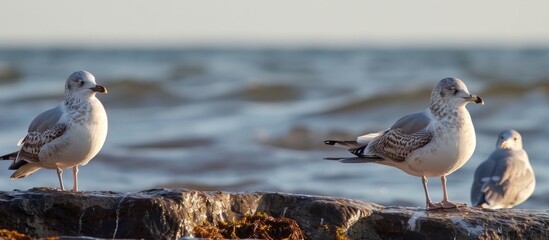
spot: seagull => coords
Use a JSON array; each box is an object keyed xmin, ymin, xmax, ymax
[
  {"xmin": 0, "ymin": 71, "xmax": 108, "ymax": 192},
  {"xmin": 324, "ymin": 77, "xmax": 483, "ymax": 210},
  {"xmin": 471, "ymin": 129, "xmax": 535, "ymax": 209}
]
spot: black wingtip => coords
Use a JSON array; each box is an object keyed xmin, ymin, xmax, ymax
[
  {"xmin": 0, "ymin": 151, "xmax": 18, "ymax": 161},
  {"xmin": 324, "ymin": 140, "xmax": 337, "ymax": 145},
  {"xmin": 8, "ymin": 160, "xmax": 28, "ymax": 170}
]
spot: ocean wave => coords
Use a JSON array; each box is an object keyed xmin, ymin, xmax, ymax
[
  {"xmin": 259, "ymin": 125, "xmax": 356, "ymax": 150},
  {"xmin": 100, "ymin": 78, "xmax": 184, "ymax": 108},
  {"xmin": 479, "ymin": 79, "xmax": 549, "ymax": 97},
  {"xmin": 228, "ymin": 83, "xmax": 302, "ymax": 102},
  {"xmin": 169, "ymin": 64, "xmax": 207, "ymax": 80},
  {"xmin": 7, "ymin": 93, "xmax": 62, "ymax": 104},
  {"xmin": 124, "ymin": 137, "xmax": 214, "ymax": 150},
  {"xmin": 320, "ymin": 86, "xmax": 432, "ymax": 115},
  {"xmin": 0, "ymin": 63, "xmax": 21, "ymax": 84}
]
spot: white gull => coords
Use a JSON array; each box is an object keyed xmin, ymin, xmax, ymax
[
  {"xmin": 470, "ymin": 129, "xmax": 535, "ymax": 209},
  {"xmin": 0, "ymin": 71, "xmax": 108, "ymax": 192},
  {"xmin": 324, "ymin": 77, "xmax": 483, "ymax": 210}
]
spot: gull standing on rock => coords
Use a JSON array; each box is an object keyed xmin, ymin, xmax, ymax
[
  {"xmin": 0, "ymin": 71, "xmax": 108, "ymax": 192},
  {"xmin": 324, "ymin": 78, "xmax": 483, "ymax": 210},
  {"xmin": 471, "ymin": 129, "xmax": 535, "ymax": 209}
]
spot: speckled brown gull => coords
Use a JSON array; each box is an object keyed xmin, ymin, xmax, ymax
[
  {"xmin": 324, "ymin": 77, "xmax": 484, "ymax": 210},
  {"xmin": 0, "ymin": 71, "xmax": 108, "ymax": 192},
  {"xmin": 471, "ymin": 129, "xmax": 535, "ymax": 209}
]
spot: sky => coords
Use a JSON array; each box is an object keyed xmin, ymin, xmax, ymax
[{"xmin": 1, "ymin": 0, "xmax": 548, "ymax": 47}]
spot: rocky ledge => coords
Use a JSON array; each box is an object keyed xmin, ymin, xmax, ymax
[{"xmin": 0, "ymin": 188, "xmax": 547, "ymax": 239}]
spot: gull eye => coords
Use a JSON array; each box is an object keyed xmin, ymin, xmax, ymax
[
  {"xmin": 78, "ymin": 79, "xmax": 84, "ymax": 87},
  {"xmin": 450, "ymin": 87, "xmax": 458, "ymax": 94},
  {"xmin": 514, "ymin": 137, "xmax": 517, "ymax": 141}
]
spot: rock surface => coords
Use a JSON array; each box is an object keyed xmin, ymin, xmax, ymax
[{"xmin": 0, "ymin": 188, "xmax": 547, "ymax": 239}]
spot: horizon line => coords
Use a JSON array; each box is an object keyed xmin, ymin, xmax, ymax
[{"xmin": 2, "ymin": 39, "xmax": 549, "ymax": 49}]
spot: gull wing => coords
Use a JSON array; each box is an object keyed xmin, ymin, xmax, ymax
[
  {"xmin": 389, "ymin": 110, "xmax": 432, "ymax": 135},
  {"xmin": 473, "ymin": 149, "xmax": 534, "ymax": 208},
  {"xmin": 471, "ymin": 155, "xmax": 497, "ymax": 207},
  {"xmin": 368, "ymin": 110, "xmax": 434, "ymax": 162},
  {"xmin": 9, "ymin": 105, "xmax": 67, "ymax": 169},
  {"xmin": 28, "ymin": 105, "xmax": 64, "ymax": 132}
]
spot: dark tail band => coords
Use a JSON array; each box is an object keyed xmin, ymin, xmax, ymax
[{"xmin": 0, "ymin": 151, "xmax": 18, "ymax": 161}]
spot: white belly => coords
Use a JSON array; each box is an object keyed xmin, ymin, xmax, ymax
[
  {"xmin": 399, "ymin": 124, "xmax": 476, "ymax": 177},
  {"xmin": 39, "ymin": 102, "xmax": 108, "ymax": 169}
]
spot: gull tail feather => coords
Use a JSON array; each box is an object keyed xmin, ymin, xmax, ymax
[
  {"xmin": 17, "ymin": 137, "xmax": 25, "ymax": 147},
  {"xmin": 0, "ymin": 151, "xmax": 19, "ymax": 161},
  {"xmin": 9, "ymin": 159, "xmax": 29, "ymax": 170},
  {"xmin": 324, "ymin": 140, "xmax": 363, "ymax": 149},
  {"xmin": 10, "ymin": 164, "xmax": 41, "ymax": 179},
  {"xmin": 323, "ymin": 157, "xmax": 381, "ymax": 163},
  {"xmin": 357, "ymin": 132, "xmax": 383, "ymax": 144},
  {"xmin": 323, "ymin": 157, "xmax": 347, "ymax": 160}
]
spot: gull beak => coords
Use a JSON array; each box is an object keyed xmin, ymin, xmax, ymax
[
  {"xmin": 500, "ymin": 141, "xmax": 510, "ymax": 149},
  {"xmin": 90, "ymin": 85, "xmax": 108, "ymax": 93},
  {"xmin": 464, "ymin": 94, "xmax": 483, "ymax": 105}
]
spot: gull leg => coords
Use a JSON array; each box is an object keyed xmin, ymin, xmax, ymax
[
  {"xmin": 56, "ymin": 167, "xmax": 65, "ymax": 191},
  {"xmin": 72, "ymin": 165, "xmax": 79, "ymax": 192},
  {"xmin": 422, "ymin": 176, "xmax": 442, "ymax": 210},
  {"xmin": 440, "ymin": 176, "xmax": 466, "ymax": 209}
]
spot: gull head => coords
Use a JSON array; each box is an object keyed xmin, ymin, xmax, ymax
[
  {"xmin": 497, "ymin": 129, "xmax": 523, "ymax": 150},
  {"xmin": 432, "ymin": 77, "xmax": 483, "ymax": 107},
  {"xmin": 65, "ymin": 71, "xmax": 108, "ymax": 98}
]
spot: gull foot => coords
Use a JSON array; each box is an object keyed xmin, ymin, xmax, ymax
[
  {"xmin": 426, "ymin": 201, "xmax": 443, "ymax": 210},
  {"xmin": 440, "ymin": 200, "xmax": 467, "ymax": 209}
]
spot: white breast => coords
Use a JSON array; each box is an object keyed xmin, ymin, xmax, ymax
[
  {"xmin": 39, "ymin": 98, "xmax": 108, "ymax": 169},
  {"xmin": 399, "ymin": 111, "xmax": 476, "ymax": 177}
]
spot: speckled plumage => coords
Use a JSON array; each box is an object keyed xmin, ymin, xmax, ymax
[
  {"xmin": 0, "ymin": 70, "xmax": 108, "ymax": 192},
  {"xmin": 15, "ymin": 123, "xmax": 68, "ymax": 163},
  {"xmin": 324, "ymin": 77, "xmax": 484, "ymax": 210},
  {"xmin": 65, "ymin": 97, "xmax": 93, "ymax": 125},
  {"xmin": 369, "ymin": 129, "xmax": 433, "ymax": 162}
]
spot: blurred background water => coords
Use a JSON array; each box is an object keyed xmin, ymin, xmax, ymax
[{"xmin": 0, "ymin": 47, "xmax": 547, "ymax": 209}]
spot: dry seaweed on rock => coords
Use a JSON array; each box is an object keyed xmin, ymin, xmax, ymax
[
  {"xmin": 0, "ymin": 229, "xmax": 59, "ymax": 240},
  {"xmin": 193, "ymin": 212, "xmax": 305, "ymax": 240},
  {"xmin": 316, "ymin": 224, "xmax": 349, "ymax": 240},
  {"xmin": 335, "ymin": 227, "xmax": 349, "ymax": 240},
  {"xmin": 0, "ymin": 229, "xmax": 31, "ymax": 240}
]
